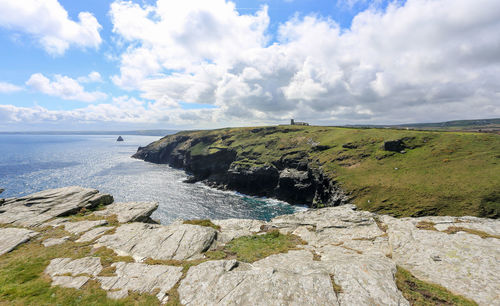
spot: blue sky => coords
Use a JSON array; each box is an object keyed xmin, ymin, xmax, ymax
[{"xmin": 0, "ymin": 0, "xmax": 498, "ymax": 131}]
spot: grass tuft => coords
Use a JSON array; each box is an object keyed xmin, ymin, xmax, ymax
[
  {"xmin": 222, "ymin": 230, "xmax": 306, "ymax": 263},
  {"xmin": 395, "ymin": 266, "xmax": 477, "ymax": 306},
  {"xmin": 442, "ymin": 226, "xmax": 500, "ymax": 239},
  {"xmin": 183, "ymin": 219, "xmax": 221, "ymax": 231}
]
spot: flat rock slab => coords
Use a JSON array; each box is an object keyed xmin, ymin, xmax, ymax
[
  {"xmin": 94, "ymin": 222, "xmax": 216, "ymax": 261},
  {"xmin": 0, "ymin": 187, "xmax": 113, "ymax": 227},
  {"xmin": 63, "ymin": 220, "xmax": 108, "ymax": 235},
  {"xmin": 383, "ymin": 216, "xmax": 500, "ymax": 305},
  {"xmin": 46, "ymin": 257, "xmax": 103, "ymax": 277},
  {"xmin": 179, "ymin": 258, "xmax": 340, "ymax": 306},
  {"xmin": 212, "ymin": 219, "xmax": 266, "ymax": 244},
  {"xmin": 45, "ymin": 257, "xmax": 103, "ymax": 289},
  {"xmin": 76, "ymin": 226, "xmax": 114, "ymax": 243},
  {"xmin": 42, "ymin": 236, "xmax": 70, "ymax": 247},
  {"xmin": 93, "ymin": 201, "xmax": 158, "ymax": 223},
  {"xmin": 0, "ymin": 227, "xmax": 39, "ymax": 255},
  {"xmin": 98, "ymin": 262, "xmax": 183, "ymax": 302}
]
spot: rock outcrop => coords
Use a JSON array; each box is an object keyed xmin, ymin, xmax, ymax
[
  {"xmin": 93, "ymin": 201, "xmax": 158, "ymax": 223},
  {"xmin": 132, "ymin": 135, "xmax": 349, "ymax": 207},
  {"xmin": 0, "ymin": 187, "xmax": 498, "ymax": 305},
  {"xmin": 0, "ymin": 186, "xmax": 113, "ymax": 227},
  {"xmin": 0, "ymin": 227, "xmax": 39, "ymax": 255},
  {"xmin": 94, "ymin": 222, "xmax": 217, "ymax": 261}
]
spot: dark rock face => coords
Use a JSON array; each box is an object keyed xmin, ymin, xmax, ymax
[
  {"xmin": 132, "ymin": 134, "xmax": 349, "ymax": 207},
  {"xmin": 383, "ymin": 137, "xmax": 417, "ymax": 152}
]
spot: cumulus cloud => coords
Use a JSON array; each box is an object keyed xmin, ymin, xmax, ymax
[
  {"xmin": 0, "ymin": 96, "xmax": 220, "ymax": 130},
  {"xmin": 103, "ymin": 0, "xmax": 500, "ymax": 126},
  {"xmin": 26, "ymin": 73, "xmax": 107, "ymax": 102},
  {"xmin": 77, "ymin": 71, "xmax": 103, "ymax": 83},
  {"xmin": 0, "ymin": 0, "xmax": 102, "ymax": 55},
  {"xmin": 0, "ymin": 81, "xmax": 22, "ymax": 93}
]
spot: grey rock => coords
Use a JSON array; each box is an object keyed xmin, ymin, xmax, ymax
[
  {"xmin": 0, "ymin": 187, "xmax": 113, "ymax": 227},
  {"xmin": 63, "ymin": 220, "xmax": 108, "ymax": 235},
  {"xmin": 383, "ymin": 215, "xmax": 500, "ymax": 305},
  {"xmin": 45, "ymin": 257, "xmax": 103, "ymax": 290},
  {"xmin": 0, "ymin": 227, "xmax": 39, "ymax": 255},
  {"xmin": 212, "ymin": 218, "xmax": 266, "ymax": 244},
  {"xmin": 94, "ymin": 222, "xmax": 216, "ymax": 261},
  {"xmin": 42, "ymin": 236, "xmax": 70, "ymax": 247},
  {"xmin": 97, "ymin": 262, "xmax": 183, "ymax": 303},
  {"xmin": 76, "ymin": 226, "xmax": 114, "ymax": 243},
  {"xmin": 178, "ymin": 257, "xmax": 340, "ymax": 306},
  {"xmin": 51, "ymin": 276, "xmax": 91, "ymax": 289},
  {"xmin": 93, "ymin": 201, "xmax": 158, "ymax": 223},
  {"xmin": 45, "ymin": 257, "xmax": 103, "ymax": 278}
]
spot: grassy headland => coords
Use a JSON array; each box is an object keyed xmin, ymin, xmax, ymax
[{"xmin": 141, "ymin": 125, "xmax": 499, "ymax": 218}]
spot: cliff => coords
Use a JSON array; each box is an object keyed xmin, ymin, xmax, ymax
[
  {"xmin": 0, "ymin": 187, "xmax": 498, "ymax": 305},
  {"xmin": 133, "ymin": 126, "xmax": 500, "ymax": 218}
]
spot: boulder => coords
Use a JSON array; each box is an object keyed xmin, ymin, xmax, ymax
[
  {"xmin": 94, "ymin": 222, "xmax": 216, "ymax": 261},
  {"xmin": 97, "ymin": 262, "xmax": 183, "ymax": 302},
  {"xmin": 0, "ymin": 187, "xmax": 113, "ymax": 227},
  {"xmin": 0, "ymin": 227, "xmax": 39, "ymax": 255},
  {"xmin": 116, "ymin": 136, "xmax": 124, "ymax": 142},
  {"xmin": 93, "ymin": 201, "xmax": 159, "ymax": 223}
]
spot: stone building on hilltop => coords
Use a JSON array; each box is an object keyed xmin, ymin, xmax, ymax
[{"xmin": 290, "ymin": 119, "xmax": 309, "ymax": 126}]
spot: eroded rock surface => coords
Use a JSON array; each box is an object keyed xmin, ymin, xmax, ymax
[
  {"xmin": 212, "ymin": 218, "xmax": 265, "ymax": 244},
  {"xmin": 76, "ymin": 226, "xmax": 114, "ymax": 243},
  {"xmin": 63, "ymin": 220, "xmax": 108, "ymax": 235},
  {"xmin": 383, "ymin": 215, "xmax": 500, "ymax": 305},
  {"xmin": 0, "ymin": 187, "xmax": 113, "ymax": 227},
  {"xmin": 0, "ymin": 227, "xmax": 39, "ymax": 255},
  {"xmin": 42, "ymin": 236, "xmax": 70, "ymax": 247},
  {"xmin": 45, "ymin": 257, "xmax": 103, "ymax": 289},
  {"xmin": 98, "ymin": 262, "xmax": 183, "ymax": 302},
  {"xmin": 94, "ymin": 222, "xmax": 217, "ymax": 261},
  {"xmin": 93, "ymin": 201, "xmax": 158, "ymax": 223}
]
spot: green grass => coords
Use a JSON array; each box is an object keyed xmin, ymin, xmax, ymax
[
  {"xmin": 182, "ymin": 219, "xmax": 221, "ymax": 231},
  {"xmin": 0, "ymin": 226, "xmax": 158, "ymax": 305},
  {"xmin": 149, "ymin": 125, "xmax": 500, "ymax": 218},
  {"xmin": 222, "ymin": 230, "xmax": 306, "ymax": 263},
  {"xmin": 395, "ymin": 266, "xmax": 477, "ymax": 305}
]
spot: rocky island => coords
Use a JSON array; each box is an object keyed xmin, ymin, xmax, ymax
[{"xmin": 0, "ymin": 186, "xmax": 499, "ymax": 305}]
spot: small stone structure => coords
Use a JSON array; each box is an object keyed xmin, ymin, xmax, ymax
[{"xmin": 291, "ymin": 119, "xmax": 309, "ymax": 126}]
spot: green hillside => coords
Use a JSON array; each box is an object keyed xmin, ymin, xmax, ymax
[{"xmin": 159, "ymin": 126, "xmax": 500, "ymax": 218}]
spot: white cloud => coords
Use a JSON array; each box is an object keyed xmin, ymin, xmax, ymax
[
  {"xmin": 26, "ymin": 73, "xmax": 107, "ymax": 102},
  {"xmin": 0, "ymin": 81, "xmax": 22, "ymax": 93},
  {"xmin": 0, "ymin": 0, "xmax": 102, "ymax": 55},
  {"xmin": 4, "ymin": 0, "xmax": 500, "ymax": 129},
  {"xmin": 77, "ymin": 71, "xmax": 103, "ymax": 83}
]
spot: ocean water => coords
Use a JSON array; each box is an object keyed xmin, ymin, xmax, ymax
[{"xmin": 0, "ymin": 134, "xmax": 306, "ymax": 224}]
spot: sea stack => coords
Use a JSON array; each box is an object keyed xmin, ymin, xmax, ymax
[{"xmin": 116, "ymin": 136, "xmax": 124, "ymax": 142}]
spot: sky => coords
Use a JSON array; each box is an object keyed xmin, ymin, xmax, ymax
[{"xmin": 0, "ymin": 0, "xmax": 499, "ymax": 131}]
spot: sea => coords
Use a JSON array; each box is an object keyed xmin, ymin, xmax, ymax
[{"xmin": 0, "ymin": 134, "xmax": 306, "ymax": 224}]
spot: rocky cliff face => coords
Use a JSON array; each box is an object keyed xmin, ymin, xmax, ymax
[{"xmin": 133, "ymin": 134, "xmax": 348, "ymax": 207}]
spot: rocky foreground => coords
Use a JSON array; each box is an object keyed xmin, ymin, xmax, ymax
[{"xmin": 0, "ymin": 187, "xmax": 499, "ymax": 305}]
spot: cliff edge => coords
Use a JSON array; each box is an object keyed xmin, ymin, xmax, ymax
[{"xmin": 133, "ymin": 126, "xmax": 500, "ymax": 218}]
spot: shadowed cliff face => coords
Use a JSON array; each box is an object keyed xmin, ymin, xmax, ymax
[{"xmin": 132, "ymin": 132, "xmax": 348, "ymax": 207}]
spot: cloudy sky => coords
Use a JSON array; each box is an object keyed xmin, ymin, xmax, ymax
[{"xmin": 0, "ymin": 0, "xmax": 499, "ymax": 131}]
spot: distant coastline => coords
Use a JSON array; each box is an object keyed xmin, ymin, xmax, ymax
[{"xmin": 0, "ymin": 130, "xmax": 177, "ymax": 137}]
